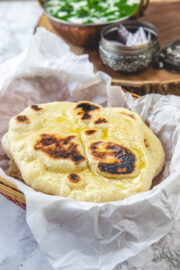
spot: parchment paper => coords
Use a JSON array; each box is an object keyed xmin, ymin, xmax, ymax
[{"xmin": 0, "ymin": 28, "xmax": 180, "ymax": 270}]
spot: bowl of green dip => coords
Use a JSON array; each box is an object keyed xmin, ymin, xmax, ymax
[{"xmin": 38, "ymin": 0, "xmax": 149, "ymax": 47}]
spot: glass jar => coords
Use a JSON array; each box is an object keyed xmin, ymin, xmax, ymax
[{"xmin": 99, "ymin": 20, "xmax": 160, "ymax": 74}]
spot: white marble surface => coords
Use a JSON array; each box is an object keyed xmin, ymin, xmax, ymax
[{"xmin": 0, "ymin": 1, "xmax": 180, "ymax": 270}]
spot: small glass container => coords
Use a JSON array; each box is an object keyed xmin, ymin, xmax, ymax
[{"xmin": 99, "ymin": 20, "xmax": 160, "ymax": 73}]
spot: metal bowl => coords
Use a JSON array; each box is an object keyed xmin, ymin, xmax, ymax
[{"xmin": 37, "ymin": 0, "xmax": 149, "ymax": 48}]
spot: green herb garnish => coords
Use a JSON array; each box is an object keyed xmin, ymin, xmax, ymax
[{"xmin": 45, "ymin": 0, "xmax": 140, "ymax": 24}]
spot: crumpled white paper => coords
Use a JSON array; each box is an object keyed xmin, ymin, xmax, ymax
[{"xmin": 0, "ymin": 28, "xmax": 180, "ymax": 270}]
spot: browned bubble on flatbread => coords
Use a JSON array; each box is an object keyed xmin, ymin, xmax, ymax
[
  {"xmin": 85, "ymin": 129, "xmax": 97, "ymax": 136},
  {"xmin": 68, "ymin": 173, "xmax": 81, "ymax": 183},
  {"xmin": 90, "ymin": 141, "xmax": 136, "ymax": 175},
  {"xmin": 94, "ymin": 118, "xmax": 108, "ymax": 125},
  {"xmin": 144, "ymin": 138, "xmax": 149, "ymax": 148},
  {"xmin": 34, "ymin": 134, "xmax": 85, "ymax": 165},
  {"xmin": 16, "ymin": 115, "xmax": 30, "ymax": 124},
  {"xmin": 31, "ymin": 105, "xmax": 43, "ymax": 111},
  {"xmin": 75, "ymin": 102, "xmax": 100, "ymax": 120},
  {"xmin": 120, "ymin": 112, "xmax": 136, "ymax": 120}
]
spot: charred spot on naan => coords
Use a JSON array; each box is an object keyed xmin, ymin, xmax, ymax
[
  {"xmin": 94, "ymin": 118, "xmax": 108, "ymax": 125},
  {"xmin": 90, "ymin": 141, "xmax": 136, "ymax": 176},
  {"xmin": 85, "ymin": 129, "xmax": 97, "ymax": 136},
  {"xmin": 68, "ymin": 173, "xmax": 81, "ymax": 183},
  {"xmin": 75, "ymin": 102, "xmax": 100, "ymax": 120},
  {"xmin": 16, "ymin": 115, "xmax": 30, "ymax": 124},
  {"xmin": 120, "ymin": 112, "xmax": 136, "ymax": 120},
  {"xmin": 34, "ymin": 134, "xmax": 85, "ymax": 165},
  {"xmin": 31, "ymin": 105, "xmax": 43, "ymax": 111}
]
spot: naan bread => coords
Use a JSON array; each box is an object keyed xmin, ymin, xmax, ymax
[{"xmin": 2, "ymin": 101, "xmax": 165, "ymax": 202}]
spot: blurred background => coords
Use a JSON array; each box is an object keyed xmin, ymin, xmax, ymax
[
  {"xmin": 0, "ymin": 0, "xmax": 158, "ymax": 64},
  {"xmin": 0, "ymin": 0, "xmax": 42, "ymax": 63}
]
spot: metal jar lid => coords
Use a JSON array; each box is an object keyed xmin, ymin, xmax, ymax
[{"xmin": 155, "ymin": 40, "xmax": 180, "ymax": 73}]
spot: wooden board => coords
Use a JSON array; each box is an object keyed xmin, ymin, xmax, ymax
[{"xmin": 36, "ymin": 0, "xmax": 180, "ymax": 95}]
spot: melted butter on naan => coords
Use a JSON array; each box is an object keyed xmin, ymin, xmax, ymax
[{"xmin": 2, "ymin": 101, "xmax": 165, "ymax": 202}]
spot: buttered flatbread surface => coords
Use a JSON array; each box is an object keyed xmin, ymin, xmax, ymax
[{"xmin": 2, "ymin": 102, "xmax": 165, "ymax": 203}]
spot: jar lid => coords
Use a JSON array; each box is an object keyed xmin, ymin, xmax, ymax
[{"xmin": 158, "ymin": 40, "xmax": 180, "ymax": 73}]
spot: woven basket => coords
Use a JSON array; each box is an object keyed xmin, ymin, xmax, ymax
[
  {"xmin": 0, "ymin": 177, "xmax": 26, "ymax": 209},
  {"xmin": 0, "ymin": 89, "xmax": 139, "ymax": 210}
]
